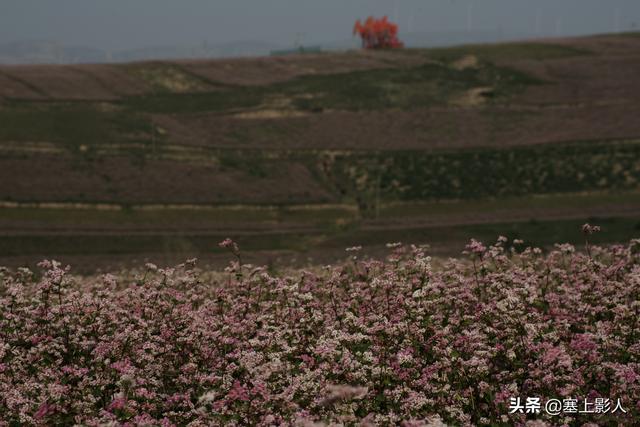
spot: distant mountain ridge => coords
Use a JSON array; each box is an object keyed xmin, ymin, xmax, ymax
[
  {"xmin": 400, "ymin": 29, "xmax": 537, "ymax": 47},
  {"xmin": 0, "ymin": 39, "xmax": 284, "ymax": 65},
  {"xmin": 0, "ymin": 29, "xmax": 539, "ymax": 64}
]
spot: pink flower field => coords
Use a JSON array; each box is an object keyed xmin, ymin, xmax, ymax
[{"xmin": 0, "ymin": 235, "xmax": 639, "ymax": 426}]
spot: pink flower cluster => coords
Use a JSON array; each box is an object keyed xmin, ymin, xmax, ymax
[{"xmin": 0, "ymin": 238, "xmax": 638, "ymax": 426}]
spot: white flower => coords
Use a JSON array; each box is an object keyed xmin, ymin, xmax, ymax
[
  {"xmin": 412, "ymin": 288, "xmax": 425, "ymax": 299},
  {"xmin": 198, "ymin": 391, "xmax": 217, "ymax": 404}
]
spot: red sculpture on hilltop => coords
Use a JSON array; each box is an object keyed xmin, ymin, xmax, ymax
[{"xmin": 353, "ymin": 16, "xmax": 404, "ymax": 49}]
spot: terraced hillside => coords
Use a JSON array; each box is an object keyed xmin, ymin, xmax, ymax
[{"xmin": 1, "ymin": 33, "xmax": 640, "ymax": 271}]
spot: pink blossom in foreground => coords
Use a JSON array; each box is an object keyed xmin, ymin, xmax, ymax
[
  {"xmin": 0, "ymin": 237, "xmax": 638, "ymax": 425},
  {"xmin": 582, "ymin": 223, "xmax": 602, "ymax": 235}
]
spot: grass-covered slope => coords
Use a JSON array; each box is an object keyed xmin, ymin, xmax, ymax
[{"xmin": 1, "ymin": 33, "xmax": 640, "ymax": 268}]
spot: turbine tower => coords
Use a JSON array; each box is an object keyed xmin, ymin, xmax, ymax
[{"xmin": 393, "ymin": 0, "xmax": 399, "ymax": 24}]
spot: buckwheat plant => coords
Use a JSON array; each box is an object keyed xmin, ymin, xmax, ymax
[{"xmin": 0, "ymin": 236, "xmax": 638, "ymax": 426}]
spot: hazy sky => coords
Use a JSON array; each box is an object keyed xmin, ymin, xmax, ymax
[{"xmin": 1, "ymin": 0, "xmax": 639, "ymax": 49}]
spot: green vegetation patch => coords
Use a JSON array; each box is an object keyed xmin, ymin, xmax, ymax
[
  {"xmin": 0, "ymin": 231, "xmax": 320, "ymax": 257},
  {"xmin": 323, "ymin": 217, "xmax": 640, "ymax": 251},
  {"xmin": 377, "ymin": 191, "xmax": 640, "ymax": 220},
  {"xmin": 0, "ymin": 102, "xmax": 151, "ymax": 154},
  {"xmin": 126, "ymin": 63, "xmax": 214, "ymax": 93},
  {"xmin": 276, "ymin": 62, "xmax": 537, "ymax": 111},
  {"xmin": 121, "ymin": 56, "xmax": 541, "ymax": 114},
  {"xmin": 86, "ymin": 138, "xmax": 639, "ymax": 217},
  {"xmin": 323, "ymin": 140, "xmax": 640, "ymax": 213},
  {"xmin": 122, "ymin": 89, "xmax": 263, "ymax": 114},
  {"xmin": 0, "ymin": 204, "xmax": 358, "ymax": 229},
  {"xmin": 425, "ymin": 42, "xmax": 592, "ymax": 63},
  {"xmin": 1, "ymin": 215, "xmax": 637, "ymax": 260}
]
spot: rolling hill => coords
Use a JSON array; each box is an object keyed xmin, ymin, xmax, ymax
[{"xmin": 1, "ymin": 33, "xmax": 640, "ymax": 271}]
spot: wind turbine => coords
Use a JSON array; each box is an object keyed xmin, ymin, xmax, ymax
[
  {"xmin": 393, "ymin": 0, "xmax": 399, "ymax": 24},
  {"xmin": 555, "ymin": 17, "xmax": 563, "ymax": 36},
  {"xmin": 614, "ymin": 7, "xmax": 621, "ymax": 33}
]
